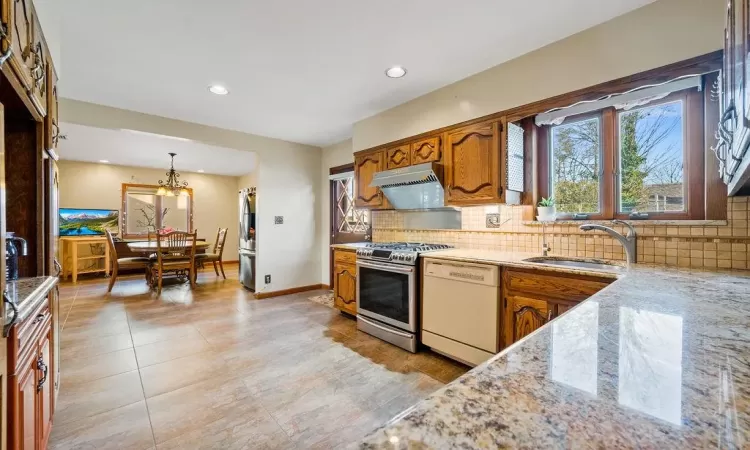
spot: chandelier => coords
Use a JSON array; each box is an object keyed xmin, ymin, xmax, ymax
[{"xmin": 156, "ymin": 152, "xmax": 189, "ymax": 196}]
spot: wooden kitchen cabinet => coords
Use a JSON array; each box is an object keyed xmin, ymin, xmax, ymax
[
  {"xmin": 8, "ymin": 294, "xmax": 54, "ymax": 450},
  {"xmin": 333, "ymin": 249, "xmax": 357, "ymax": 315},
  {"xmin": 16, "ymin": 352, "xmax": 37, "ymax": 450},
  {"xmin": 354, "ymin": 150, "xmax": 389, "ymax": 209},
  {"xmin": 444, "ymin": 120, "xmax": 505, "ymax": 205},
  {"xmin": 719, "ymin": 0, "xmax": 750, "ymax": 194},
  {"xmin": 38, "ymin": 328, "xmax": 53, "ymax": 449},
  {"xmin": 2, "ymin": 0, "xmax": 36, "ymax": 92},
  {"xmin": 502, "ymin": 268, "xmax": 613, "ymax": 346},
  {"xmin": 386, "ymin": 145, "xmax": 411, "ymax": 169},
  {"xmin": 506, "ymin": 295, "xmax": 550, "ymax": 343},
  {"xmin": 411, "ymin": 136, "xmax": 442, "ymax": 165},
  {"xmin": 27, "ymin": 10, "xmax": 48, "ymax": 117},
  {"xmin": 44, "ymin": 61, "xmax": 58, "ymax": 153}
]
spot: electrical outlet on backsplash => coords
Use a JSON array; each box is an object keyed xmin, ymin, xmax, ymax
[{"xmin": 372, "ymin": 198, "xmax": 750, "ymax": 270}]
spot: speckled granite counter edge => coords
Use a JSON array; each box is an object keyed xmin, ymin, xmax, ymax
[{"xmin": 4, "ymin": 276, "xmax": 58, "ymax": 336}]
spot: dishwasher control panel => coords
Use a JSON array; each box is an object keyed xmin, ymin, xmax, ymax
[{"xmin": 423, "ymin": 260, "xmax": 499, "ymax": 286}]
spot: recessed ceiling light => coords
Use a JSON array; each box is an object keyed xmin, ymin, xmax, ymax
[
  {"xmin": 208, "ymin": 84, "xmax": 229, "ymax": 95},
  {"xmin": 99, "ymin": 160, "xmax": 109, "ymax": 163},
  {"xmin": 385, "ymin": 66, "xmax": 407, "ymax": 78},
  {"xmin": 197, "ymin": 169, "xmax": 205, "ymax": 173}
]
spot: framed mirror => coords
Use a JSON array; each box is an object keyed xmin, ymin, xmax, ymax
[{"xmin": 121, "ymin": 183, "xmax": 194, "ymax": 238}]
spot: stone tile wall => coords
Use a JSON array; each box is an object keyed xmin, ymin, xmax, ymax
[{"xmin": 372, "ymin": 197, "xmax": 750, "ymax": 270}]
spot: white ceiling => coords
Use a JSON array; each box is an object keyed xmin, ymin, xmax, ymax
[
  {"xmin": 59, "ymin": 123, "xmax": 257, "ymax": 176},
  {"xmin": 60, "ymin": 0, "xmax": 655, "ymax": 147}
]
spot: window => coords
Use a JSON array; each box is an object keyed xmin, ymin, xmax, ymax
[
  {"xmin": 550, "ymin": 115, "xmax": 602, "ymax": 216},
  {"xmin": 617, "ymin": 100, "xmax": 684, "ymax": 214},
  {"xmin": 121, "ymin": 184, "xmax": 194, "ymax": 238},
  {"xmin": 540, "ymin": 87, "xmax": 705, "ymax": 220},
  {"xmin": 329, "ymin": 170, "xmax": 370, "ymax": 245}
]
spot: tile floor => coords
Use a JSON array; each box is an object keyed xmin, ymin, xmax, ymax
[{"xmin": 49, "ymin": 269, "xmax": 468, "ymax": 449}]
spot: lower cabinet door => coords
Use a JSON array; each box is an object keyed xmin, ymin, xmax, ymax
[
  {"xmin": 39, "ymin": 331, "xmax": 53, "ymax": 448},
  {"xmin": 505, "ymin": 295, "xmax": 550, "ymax": 344},
  {"xmin": 17, "ymin": 358, "xmax": 38, "ymax": 450},
  {"xmin": 333, "ymin": 262, "xmax": 357, "ymax": 314}
]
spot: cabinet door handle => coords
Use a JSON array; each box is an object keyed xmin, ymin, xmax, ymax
[
  {"xmin": 547, "ymin": 309, "xmax": 553, "ymax": 322},
  {"xmin": 32, "ymin": 313, "xmax": 45, "ymax": 325},
  {"xmin": 37, "ymin": 356, "xmax": 48, "ymax": 392}
]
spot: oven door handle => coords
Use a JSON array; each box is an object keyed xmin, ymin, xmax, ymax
[
  {"xmin": 356, "ymin": 260, "xmax": 415, "ymax": 274},
  {"xmin": 357, "ymin": 315, "xmax": 414, "ymax": 339}
]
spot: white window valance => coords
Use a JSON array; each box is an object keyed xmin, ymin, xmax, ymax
[{"xmin": 535, "ymin": 75, "xmax": 703, "ymax": 126}]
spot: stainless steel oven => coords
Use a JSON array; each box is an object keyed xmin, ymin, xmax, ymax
[
  {"xmin": 355, "ymin": 242, "xmax": 452, "ymax": 353},
  {"xmin": 357, "ymin": 259, "xmax": 416, "ymax": 330}
]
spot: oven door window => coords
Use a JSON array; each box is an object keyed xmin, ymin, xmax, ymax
[{"xmin": 358, "ymin": 266, "xmax": 410, "ymax": 325}]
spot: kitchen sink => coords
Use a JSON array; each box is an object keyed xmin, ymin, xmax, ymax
[{"xmin": 522, "ymin": 257, "xmax": 626, "ymax": 272}]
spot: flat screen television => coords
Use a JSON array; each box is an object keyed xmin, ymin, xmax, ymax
[{"xmin": 59, "ymin": 208, "xmax": 119, "ymax": 237}]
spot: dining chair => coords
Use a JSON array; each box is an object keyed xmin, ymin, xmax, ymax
[
  {"xmin": 104, "ymin": 230, "xmax": 152, "ymax": 292},
  {"xmin": 195, "ymin": 227, "xmax": 228, "ymax": 279},
  {"xmin": 150, "ymin": 230, "xmax": 197, "ymax": 294}
]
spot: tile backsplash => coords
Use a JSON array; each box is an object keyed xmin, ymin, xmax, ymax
[{"xmin": 372, "ymin": 197, "xmax": 750, "ymax": 270}]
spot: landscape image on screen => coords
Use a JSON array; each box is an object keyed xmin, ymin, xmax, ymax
[{"xmin": 59, "ymin": 208, "xmax": 119, "ymax": 236}]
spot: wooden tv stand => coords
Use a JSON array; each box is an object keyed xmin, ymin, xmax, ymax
[{"xmin": 59, "ymin": 236, "xmax": 110, "ymax": 283}]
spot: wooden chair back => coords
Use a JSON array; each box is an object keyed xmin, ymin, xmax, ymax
[
  {"xmin": 213, "ymin": 228, "xmax": 228, "ymax": 256},
  {"xmin": 156, "ymin": 231, "xmax": 197, "ymax": 259},
  {"xmin": 105, "ymin": 230, "xmax": 118, "ymax": 263}
]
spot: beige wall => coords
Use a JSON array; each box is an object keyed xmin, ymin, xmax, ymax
[
  {"xmin": 60, "ymin": 99, "xmax": 323, "ymax": 292},
  {"xmin": 352, "ymin": 0, "xmax": 724, "ymax": 151},
  {"xmin": 57, "ymin": 160, "xmax": 241, "ymax": 262},
  {"xmin": 320, "ymin": 139, "xmax": 355, "ymax": 283}
]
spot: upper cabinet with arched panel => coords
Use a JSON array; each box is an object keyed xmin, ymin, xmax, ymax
[{"xmin": 444, "ymin": 120, "xmax": 506, "ymax": 205}]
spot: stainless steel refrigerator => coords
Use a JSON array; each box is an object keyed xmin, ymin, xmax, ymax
[{"xmin": 239, "ymin": 187, "xmax": 256, "ymax": 290}]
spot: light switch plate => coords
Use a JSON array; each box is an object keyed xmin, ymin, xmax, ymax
[{"xmin": 274, "ymin": 216, "xmax": 284, "ymax": 224}]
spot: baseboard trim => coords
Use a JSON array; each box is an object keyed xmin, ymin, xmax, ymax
[{"xmin": 254, "ymin": 283, "xmax": 328, "ymax": 299}]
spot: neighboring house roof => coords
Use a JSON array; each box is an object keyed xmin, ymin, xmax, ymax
[{"xmin": 645, "ymin": 183, "xmax": 683, "ymax": 198}]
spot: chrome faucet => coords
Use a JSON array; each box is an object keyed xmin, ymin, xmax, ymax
[{"xmin": 579, "ymin": 220, "xmax": 637, "ymax": 264}]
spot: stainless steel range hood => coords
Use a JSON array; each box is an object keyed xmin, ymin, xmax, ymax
[{"xmin": 370, "ymin": 162, "xmax": 447, "ymax": 210}]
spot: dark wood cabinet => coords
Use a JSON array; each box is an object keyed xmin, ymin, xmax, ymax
[
  {"xmin": 502, "ymin": 268, "xmax": 613, "ymax": 347},
  {"xmin": 386, "ymin": 145, "xmax": 411, "ymax": 169},
  {"xmin": 411, "ymin": 136, "xmax": 442, "ymax": 164},
  {"xmin": 333, "ymin": 249, "xmax": 357, "ymax": 315},
  {"xmin": 354, "ymin": 150, "xmax": 389, "ymax": 209},
  {"xmin": 444, "ymin": 121, "xmax": 503, "ymax": 204}
]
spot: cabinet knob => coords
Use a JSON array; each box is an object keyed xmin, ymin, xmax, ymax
[{"xmin": 32, "ymin": 313, "xmax": 45, "ymax": 325}]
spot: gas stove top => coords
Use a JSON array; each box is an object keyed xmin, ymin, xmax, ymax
[{"xmin": 357, "ymin": 242, "xmax": 453, "ymax": 265}]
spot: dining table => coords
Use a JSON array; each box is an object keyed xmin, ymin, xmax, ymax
[{"xmin": 126, "ymin": 240, "xmax": 211, "ymax": 253}]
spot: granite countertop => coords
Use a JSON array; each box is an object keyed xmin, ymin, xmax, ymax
[
  {"xmin": 4, "ymin": 276, "xmax": 58, "ymax": 335},
  {"xmin": 330, "ymin": 242, "xmax": 371, "ymax": 250},
  {"xmin": 360, "ymin": 250, "xmax": 750, "ymax": 449}
]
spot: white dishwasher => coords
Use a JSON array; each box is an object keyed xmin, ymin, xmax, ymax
[{"xmin": 421, "ymin": 258, "xmax": 500, "ymax": 366}]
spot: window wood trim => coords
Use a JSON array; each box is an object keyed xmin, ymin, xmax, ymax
[{"xmin": 537, "ymin": 83, "xmax": 713, "ymax": 221}]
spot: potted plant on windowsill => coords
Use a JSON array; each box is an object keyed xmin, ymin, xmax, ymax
[{"xmin": 537, "ymin": 197, "xmax": 556, "ymax": 221}]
